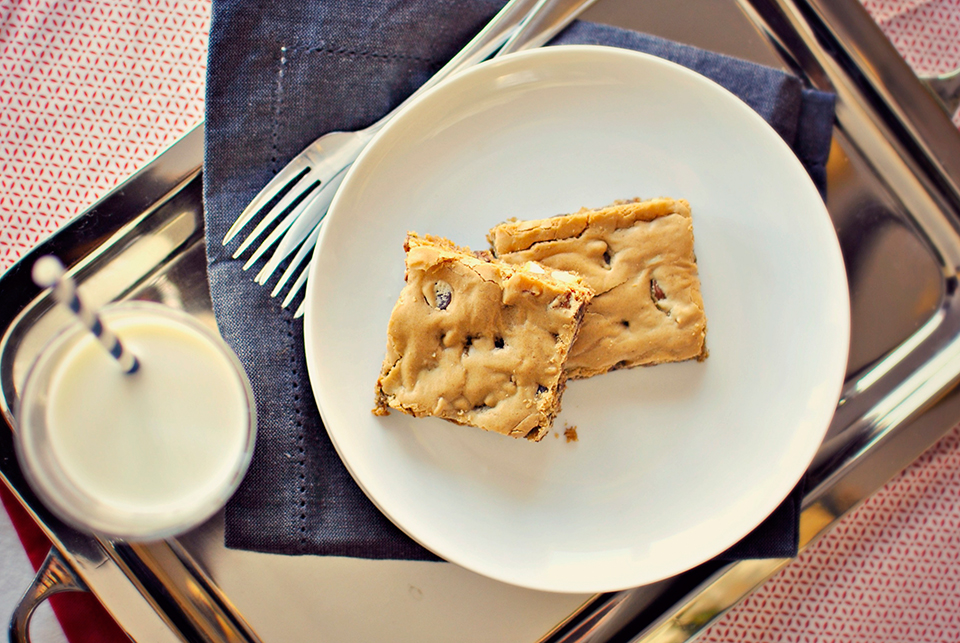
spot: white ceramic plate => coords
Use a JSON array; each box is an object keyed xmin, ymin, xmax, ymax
[{"xmin": 303, "ymin": 46, "xmax": 849, "ymax": 593}]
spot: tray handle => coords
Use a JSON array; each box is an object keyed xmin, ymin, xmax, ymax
[{"xmin": 8, "ymin": 547, "xmax": 88, "ymax": 643}]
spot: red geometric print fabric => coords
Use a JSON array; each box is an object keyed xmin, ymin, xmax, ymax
[
  {"xmin": 862, "ymin": 0, "xmax": 960, "ymax": 75},
  {"xmin": 0, "ymin": 0, "xmax": 209, "ymax": 273},
  {"xmin": 2, "ymin": 1, "xmax": 960, "ymax": 642},
  {"xmin": 702, "ymin": 425, "xmax": 960, "ymax": 642}
]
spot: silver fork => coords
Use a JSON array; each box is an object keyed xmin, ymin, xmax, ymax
[
  {"xmin": 222, "ymin": 0, "xmax": 542, "ymax": 285},
  {"xmin": 223, "ymin": 0, "xmax": 598, "ymax": 317}
]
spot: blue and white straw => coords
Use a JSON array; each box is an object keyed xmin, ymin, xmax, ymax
[{"xmin": 32, "ymin": 256, "xmax": 140, "ymax": 374}]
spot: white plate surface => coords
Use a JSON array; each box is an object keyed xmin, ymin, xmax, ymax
[{"xmin": 303, "ymin": 46, "xmax": 849, "ymax": 593}]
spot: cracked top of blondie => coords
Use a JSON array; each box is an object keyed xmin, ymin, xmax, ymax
[
  {"xmin": 488, "ymin": 198, "xmax": 707, "ymax": 379},
  {"xmin": 373, "ymin": 233, "xmax": 593, "ymax": 441}
]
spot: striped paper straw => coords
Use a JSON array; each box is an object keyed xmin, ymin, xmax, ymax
[{"xmin": 31, "ymin": 256, "xmax": 140, "ymax": 374}]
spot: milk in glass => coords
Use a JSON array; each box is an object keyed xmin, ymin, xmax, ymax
[{"xmin": 16, "ymin": 303, "xmax": 256, "ymax": 540}]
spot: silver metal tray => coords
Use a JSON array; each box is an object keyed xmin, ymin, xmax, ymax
[{"xmin": 4, "ymin": 0, "xmax": 960, "ymax": 640}]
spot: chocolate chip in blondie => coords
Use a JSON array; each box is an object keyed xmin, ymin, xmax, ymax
[
  {"xmin": 488, "ymin": 198, "xmax": 707, "ymax": 379},
  {"xmin": 373, "ymin": 233, "xmax": 594, "ymax": 441}
]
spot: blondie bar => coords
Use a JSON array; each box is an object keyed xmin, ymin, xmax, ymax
[
  {"xmin": 373, "ymin": 233, "xmax": 594, "ymax": 441},
  {"xmin": 488, "ymin": 198, "xmax": 707, "ymax": 379}
]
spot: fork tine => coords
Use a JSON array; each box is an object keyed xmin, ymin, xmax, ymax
[
  {"xmin": 239, "ymin": 202, "xmax": 302, "ymax": 271},
  {"xmin": 284, "ymin": 258, "xmax": 313, "ymax": 317},
  {"xmin": 222, "ymin": 155, "xmax": 313, "ymax": 245},
  {"xmin": 283, "ymin": 266, "xmax": 310, "ymax": 308},
  {"xmin": 273, "ymin": 222, "xmax": 323, "ymax": 300},
  {"xmin": 232, "ymin": 170, "xmax": 321, "ymax": 259},
  {"xmin": 255, "ymin": 168, "xmax": 347, "ymax": 284}
]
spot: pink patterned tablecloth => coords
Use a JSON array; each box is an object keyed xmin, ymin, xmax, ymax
[
  {"xmin": 0, "ymin": 0, "xmax": 208, "ymax": 271},
  {"xmin": 2, "ymin": 1, "xmax": 960, "ymax": 642}
]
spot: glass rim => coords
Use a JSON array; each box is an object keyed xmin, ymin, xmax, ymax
[{"xmin": 14, "ymin": 301, "xmax": 257, "ymax": 541}]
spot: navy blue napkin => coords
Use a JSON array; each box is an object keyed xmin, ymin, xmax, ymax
[{"xmin": 204, "ymin": 0, "xmax": 833, "ymax": 561}]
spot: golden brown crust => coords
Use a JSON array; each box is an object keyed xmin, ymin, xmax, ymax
[
  {"xmin": 488, "ymin": 198, "xmax": 707, "ymax": 379},
  {"xmin": 374, "ymin": 233, "xmax": 594, "ymax": 441},
  {"xmin": 486, "ymin": 198, "xmax": 691, "ymax": 254}
]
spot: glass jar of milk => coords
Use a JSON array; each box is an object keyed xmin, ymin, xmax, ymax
[{"xmin": 15, "ymin": 302, "xmax": 256, "ymax": 540}]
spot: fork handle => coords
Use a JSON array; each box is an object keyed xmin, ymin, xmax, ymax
[
  {"xmin": 498, "ymin": 0, "xmax": 599, "ymax": 56},
  {"xmin": 368, "ymin": 0, "xmax": 542, "ymax": 134}
]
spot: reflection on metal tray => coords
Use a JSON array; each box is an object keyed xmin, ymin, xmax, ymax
[{"xmin": 3, "ymin": 0, "xmax": 960, "ymax": 641}]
